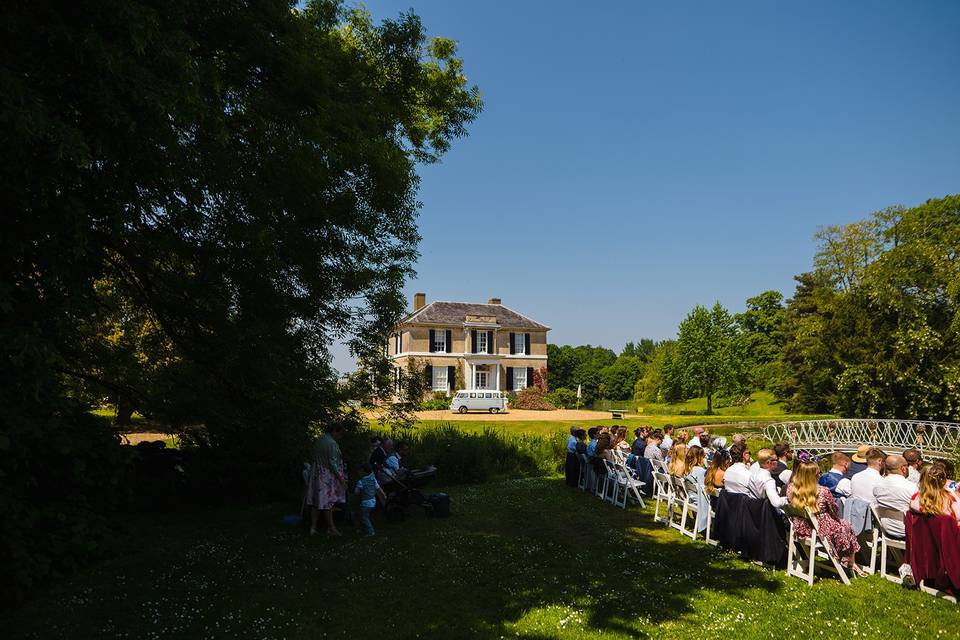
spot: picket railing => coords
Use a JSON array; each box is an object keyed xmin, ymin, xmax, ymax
[{"xmin": 763, "ymin": 419, "xmax": 960, "ymax": 460}]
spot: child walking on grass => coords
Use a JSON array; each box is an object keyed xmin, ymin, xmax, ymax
[{"xmin": 355, "ymin": 463, "xmax": 386, "ymax": 537}]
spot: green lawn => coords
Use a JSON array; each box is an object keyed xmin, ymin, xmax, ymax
[{"xmin": 5, "ymin": 477, "xmax": 957, "ymax": 639}]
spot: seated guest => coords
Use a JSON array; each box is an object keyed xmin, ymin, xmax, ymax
[
  {"xmin": 574, "ymin": 428, "xmax": 588, "ymax": 455},
  {"xmin": 631, "ymin": 427, "xmax": 649, "ymax": 456},
  {"xmin": 850, "ymin": 447, "xmax": 885, "ymax": 501},
  {"xmin": 748, "ymin": 448, "xmax": 788, "ymax": 508},
  {"xmin": 667, "ymin": 444, "xmax": 688, "ymax": 477},
  {"xmin": 772, "ymin": 443, "xmax": 793, "ymax": 493},
  {"xmin": 697, "ymin": 432, "xmax": 711, "ymax": 449},
  {"xmin": 615, "ymin": 426, "xmax": 631, "ymax": 452},
  {"xmin": 586, "ymin": 427, "xmax": 601, "ymax": 458},
  {"xmin": 660, "ymin": 425, "xmax": 675, "ymax": 452},
  {"xmin": 644, "ymin": 431, "xmax": 665, "ymax": 462},
  {"xmin": 705, "ymin": 448, "xmax": 732, "ymax": 497},
  {"xmin": 903, "ymin": 448, "xmax": 923, "ymax": 484},
  {"xmin": 873, "ymin": 455, "xmax": 916, "ymax": 536},
  {"xmin": 848, "ymin": 445, "xmax": 870, "ymax": 478},
  {"xmin": 685, "ymin": 446, "xmax": 707, "ymax": 485},
  {"xmin": 566, "ymin": 426, "xmax": 578, "ymax": 455},
  {"xmin": 690, "ymin": 426, "xmax": 705, "ymax": 445},
  {"xmin": 818, "ymin": 452, "xmax": 852, "ymax": 499},
  {"xmin": 722, "ymin": 443, "xmax": 752, "ymax": 495},
  {"xmin": 786, "ymin": 459, "xmax": 865, "ymax": 576},
  {"xmin": 873, "ymin": 454, "xmax": 917, "ymax": 585},
  {"xmin": 910, "ymin": 462, "xmax": 960, "ymax": 525},
  {"xmin": 564, "ymin": 427, "xmax": 581, "ymax": 487},
  {"xmin": 728, "ymin": 434, "xmax": 746, "ymax": 450},
  {"xmin": 369, "ymin": 437, "xmax": 393, "ymax": 474},
  {"xmin": 675, "ymin": 431, "xmax": 689, "ymax": 446}
]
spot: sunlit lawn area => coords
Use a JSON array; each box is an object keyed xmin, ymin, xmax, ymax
[{"xmin": 5, "ymin": 477, "xmax": 957, "ymax": 639}]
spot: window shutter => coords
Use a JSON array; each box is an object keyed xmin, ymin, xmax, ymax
[
  {"xmin": 471, "ymin": 330, "xmax": 477, "ymax": 354},
  {"xmin": 429, "ymin": 329, "xmax": 435, "ymax": 353},
  {"xmin": 425, "ymin": 365, "xmax": 433, "ymax": 389},
  {"xmin": 506, "ymin": 367, "xmax": 514, "ymax": 391},
  {"xmin": 487, "ymin": 331, "xmax": 494, "ymax": 354},
  {"xmin": 509, "ymin": 332, "xmax": 515, "ymax": 355},
  {"xmin": 447, "ymin": 366, "xmax": 455, "ymax": 391},
  {"xmin": 445, "ymin": 330, "xmax": 452, "ymax": 353},
  {"xmin": 526, "ymin": 367, "xmax": 534, "ymax": 389},
  {"xmin": 524, "ymin": 333, "xmax": 531, "ymax": 355},
  {"xmin": 399, "ymin": 333, "xmax": 402, "ymax": 354}
]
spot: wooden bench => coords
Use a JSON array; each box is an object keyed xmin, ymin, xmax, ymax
[{"xmin": 608, "ymin": 409, "xmax": 628, "ymax": 420}]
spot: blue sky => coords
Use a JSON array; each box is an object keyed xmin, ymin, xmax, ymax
[{"xmin": 331, "ymin": 0, "xmax": 960, "ymax": 373}]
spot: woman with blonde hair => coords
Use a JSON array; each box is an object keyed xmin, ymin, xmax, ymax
[
  {"xmin": 704, "ymin": 448, "xmax": 731, "ymax": 497},
  {"xmin": 668, "ymin": 443, "xmax": 688, "ymax": 477},
  {"xmin": 786, "ymin": 457, "xmax": 864, "ymax": 575},
  {"xmin": 910, "ymin": 462, "xmax": 960, "ymax": 525},
  {"xmin": 684, "ymin": 445, "xmax": 707, "ymax": 484}
]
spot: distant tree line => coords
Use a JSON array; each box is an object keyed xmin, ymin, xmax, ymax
[{"xmin": 551, "ymin": 195, "xmax": 960, "ymax": 420}]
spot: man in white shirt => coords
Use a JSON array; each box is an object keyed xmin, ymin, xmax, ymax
[
  {"xmin": 660, "ymin": 425, "xmax": 674, "ymax": 452},
  {"xmin": 873, "ymin": 454, "xmax": 916, "ymax": 538},
  {"xmin": 849, "ymin": 447, "xmax": 885, "ymax": 502},
  {"xmin": 722, "ymin": 442, "xmax": 752, "ymax": 494},
  {"xmin": 873, "ymin": 454, "xmax": 918, "ymax": 586},
  {"xmin": 747, "ymin": 448, "xmax": 788, "ymax": 507}
]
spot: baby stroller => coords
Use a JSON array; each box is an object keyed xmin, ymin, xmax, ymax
[{"xmin": 380, "ymin": 466, "xmax": 438, "ymax": 522}]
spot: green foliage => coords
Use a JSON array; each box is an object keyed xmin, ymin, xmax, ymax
[
  {"xmin": 546, "ymin": 387, "xmax": 578, "ymax": 409},
  {"xmin": 672, "ymin": 303, "xmax": 747, "ymax": 413},
  {"xmin": 634, "ymin": 340, "xmax": 683, "ymax": 403},
  {"xmin": 419, "ymin": 392, "xmax": 451, "ymax": 411},
  {"xmin": 780, "ymin": 195, "xmax": 960, "ymax": 420},
  {"xmin": 599, "ymin": 355, "xmax": 645, "ymax": 401},
  {"xmin": 1, "ymin": 0, "xmax": 479, "ymax": 603},
  {"xmin": 735, "ymin": 290, "xmax": 786, "ymax": 390}
]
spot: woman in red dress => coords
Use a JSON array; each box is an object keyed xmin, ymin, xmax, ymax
[{"xmin": 786, "ymin": 459, "xmax": 865, "ymax": 576}]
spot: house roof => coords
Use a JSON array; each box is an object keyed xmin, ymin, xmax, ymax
[{"xmin": 400, "ymin": 301, "xmax": 550, "ymax": 330}]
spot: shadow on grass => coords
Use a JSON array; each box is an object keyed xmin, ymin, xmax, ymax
[{"xmin": 4, "ymin": 477, "xmax": 781, "ymax": 640}]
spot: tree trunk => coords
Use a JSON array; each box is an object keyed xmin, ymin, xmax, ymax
[{"xmin": 706, "ymin": 393, "xmax": 713, "ymax": 415}]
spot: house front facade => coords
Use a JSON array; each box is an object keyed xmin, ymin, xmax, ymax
[{"xmin": 388, "ymin": 293, "xmax": 549, "ymax": 394}]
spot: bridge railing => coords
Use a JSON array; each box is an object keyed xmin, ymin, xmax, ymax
[{"xmin": 762, "ymin": 419, "xmax": 960, "ymax": 460}]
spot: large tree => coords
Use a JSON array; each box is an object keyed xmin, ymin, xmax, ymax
[
  {"xmin": 0, "ymin": 0, "xmax": 480, "ymax": 600},
  {"xmin": 672, "ymin": 303, "xmax": 745, "ymax": 413}
]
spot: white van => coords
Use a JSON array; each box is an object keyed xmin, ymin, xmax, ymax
[{"xmin": 450, "ymin": 390, "xmax": 509, "ymax": 414}]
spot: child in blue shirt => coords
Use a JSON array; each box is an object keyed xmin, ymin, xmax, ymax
[{"xmin": 355, "ymin": 462, "xmax": 386, "ymax": 536}]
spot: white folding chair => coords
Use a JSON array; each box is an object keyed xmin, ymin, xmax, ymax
[
  {"xmin": 652, "ymin": 471, "xmax": 674, "ymax": 524},
  {"xmin": 577, "ymin": 453, "xmax": 590, "ymax": 491},
  {"xmin": 784, "ymin": 505, "xmax": 851, "ymax": 586},
  {"xmin": 680, "ymin": 478, "xmax": 702, "ymax": 541},
  {"xmin": 872, "ymin": 504, "xmax": 907, "ymax": 584},
  {"xmin": 841, "ymin": 496, "xmax": 877, "ymax": 575},
  {"xmin": 602, "ymin": 459, "xmax": 620, "ymax": 505},
  {"xmin": 703, "ymin": 487, "xmax": 720, "ymax": 546},
  {"xmin": 611, "ymin": 461, "xmax": 646, "ymax": 509},
  {"xmin": 668, "ymin": 476, "xmax": 688, "ymax": 533}
]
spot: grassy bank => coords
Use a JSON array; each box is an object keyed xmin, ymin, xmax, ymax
[{"xmin": 5, "ymin": 477, "xmax": 957, "ymax": 639}]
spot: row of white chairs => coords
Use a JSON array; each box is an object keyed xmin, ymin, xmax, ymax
[{"xmin": 576, "ymin": 450, "xmax": 645, "ymax": 509}]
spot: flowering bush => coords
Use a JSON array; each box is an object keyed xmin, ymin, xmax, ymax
[{"xmin": 512, "ymin": 386, "xmax": 556, "ymax": 411}]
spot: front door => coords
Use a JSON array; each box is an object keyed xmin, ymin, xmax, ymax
[{"xmin": 474, "ymin": 369, "xmax": 488, "ymax": 389}]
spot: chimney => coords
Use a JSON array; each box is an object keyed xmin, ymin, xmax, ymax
[
  {"xmin": 413, "ymin": 292, "xmax": 426, "ymax": 312},
  {"xmin": 488, "ymin": 297, "xmax": 501, "ymax": 305}
]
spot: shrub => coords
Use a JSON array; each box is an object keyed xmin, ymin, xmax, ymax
[
  {"xmin": 344, "ymin": 423, "xmax": 565, "ymax": 483},
  {"xmin": 0, "ymin": 412, "xmax": 131, "ymax": 605},
  {"xmin": 546, "ymin": 387, "xmax": 578, "ymax": 409},
  {"xmin": 419, "ymin": 392, "xmax": 451, "ymax": 411},
  {"xmin": 512, "ymin": 387, "xmax": 556, "ymax": 411}
]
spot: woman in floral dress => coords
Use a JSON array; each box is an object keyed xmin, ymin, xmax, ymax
[
  {"xmin": 306, "ymin": 424, "xmax": 347, "ymax": 536},
  {"xmin": 786, "ymin": 458, "xmax": 866, "ymax": 576}
]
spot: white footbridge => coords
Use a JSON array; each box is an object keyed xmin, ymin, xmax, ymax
[{"xmin": 762, "ymin": 419, "xmax": 960, "ymax": 460}]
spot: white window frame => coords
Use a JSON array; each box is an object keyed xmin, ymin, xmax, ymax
[
  {"xmin": 514, "ymin": 332, "xmax": 526, "ymax": 355},
  {"xmin": 514, "ymin": 367, "xmax": 527, "ymax": 391},
  {"xmin": 477, "ymin": 331, "xmax": 488, "ymax": 354},
  {"xmin": 433, "ymin": 331, "xmax": 447, "ymax": 353},
  {"xmin": 432, "ymin": 366, "xmax": 448, "ymax": 392},
  {"xmin": 475, "ymin": 369, "xmax": 488, "ymax": 389}
]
